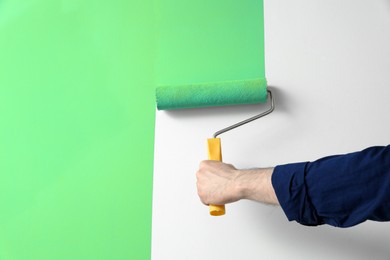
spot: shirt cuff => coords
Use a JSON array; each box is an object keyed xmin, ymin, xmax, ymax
[{"xmin": 272, "ymin": 162, "xmax": 323, "ymax": 226}]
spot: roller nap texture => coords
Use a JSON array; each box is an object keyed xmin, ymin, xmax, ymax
[{"xmin": 156, "ymin": 78, "xmax": 267, "ymax": 110}]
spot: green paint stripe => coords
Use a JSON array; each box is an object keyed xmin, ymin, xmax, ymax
[{"xmin": 0, "ymin": 1, "xmax": 155, "ymax": 259}]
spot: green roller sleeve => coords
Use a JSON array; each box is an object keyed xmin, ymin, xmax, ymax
[{"xmin": 156, "ymin": 78, "xmax": 268, "ymax": 110}]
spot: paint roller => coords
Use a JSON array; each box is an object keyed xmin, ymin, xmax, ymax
[{"xmin": 156, "ymin": 78, "xmax": 274, "ymax": 216}]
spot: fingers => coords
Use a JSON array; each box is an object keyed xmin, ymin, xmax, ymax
[
  {"xmin": 196, "ymin": 162, "xmax": 209, "ymax": 205},
  {"xmin": 195, "ymin": 160, "xmax": 239, "ymax": 205},
  {"xmin": 196, "ymin": 180, "xmax": 209, "ymax": 206}
]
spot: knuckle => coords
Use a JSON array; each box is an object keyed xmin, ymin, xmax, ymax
[
  {"xmin": 196, "ymin": 170, "xmax": 202, "ymax": 179},
  {"xmin": 199, "ymin": 160, "xmax": 206, "ymax": 169},
  {"xmin": 199, "ymin": 160, "xmax": 210, "ymax": 169},
  {"xmin": 199, "ymin": 194, "xmax": 208, "ymax": 205},
  {"xmin": 197, "ymin": 189, "xmax": 206, "ymax": 200}
]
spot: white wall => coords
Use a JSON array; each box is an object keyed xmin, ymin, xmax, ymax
[{"xmin": 152, "ymin": 0, "xmax": 390, "ymax": 259}]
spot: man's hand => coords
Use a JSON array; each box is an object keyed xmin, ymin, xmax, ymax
[{"xmin": 196, "ymin": 160, "xmax": 279, "ymax": 206}]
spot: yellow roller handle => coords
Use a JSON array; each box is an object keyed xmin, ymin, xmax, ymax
[{"xmin": 207, "ymin": 138, "xmax": 225, "ymax": 216}]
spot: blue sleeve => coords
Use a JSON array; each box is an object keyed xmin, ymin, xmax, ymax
[{"xmin": 271, "ymin": 145, "xmax": 390, "ymax": 227}]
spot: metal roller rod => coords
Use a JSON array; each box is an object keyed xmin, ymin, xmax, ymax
[{"xmin": 213, "ymin": 90, "xmax": 274, "ymax": 138}]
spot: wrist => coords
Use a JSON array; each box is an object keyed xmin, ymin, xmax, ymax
[{"xmin": 234, "ymin": 167, "xmax": 278, "ymax": 205}]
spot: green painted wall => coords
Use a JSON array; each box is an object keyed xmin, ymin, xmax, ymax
[
  {"xmin": 0, "ymin": 1, "xmax": 155, "ymax": 259},
  {"xmin": 0, "ymin": 0, "xmax": 265, "ymax": 258}
]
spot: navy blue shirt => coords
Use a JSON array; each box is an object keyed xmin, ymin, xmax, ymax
[{"xmin": 272, "ymin": 145, "xmax": 390, "ymax": 227}]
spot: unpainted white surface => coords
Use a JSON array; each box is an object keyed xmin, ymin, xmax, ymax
[{"xmin": 152, "ymin": 1, "xmax": 390, "ymax": 259}]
